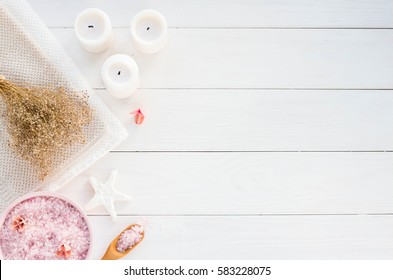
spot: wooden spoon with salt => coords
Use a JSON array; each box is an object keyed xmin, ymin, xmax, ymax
[{"xmin": 101, "ymin": 224, "xmax": 144, "ymax": 260}]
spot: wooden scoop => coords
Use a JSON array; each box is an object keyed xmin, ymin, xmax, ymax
[{"xmin": 101, "ymin": 224, "xmax": 144, "ymax": 260}]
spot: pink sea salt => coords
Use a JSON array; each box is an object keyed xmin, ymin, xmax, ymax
[
  {"xmin": 116, "ymin": 225, "xmax": 144, "ymax": 253},
  {"xmin": 0, "ymin": 196, "xmax": 90, "ymax": 260}
]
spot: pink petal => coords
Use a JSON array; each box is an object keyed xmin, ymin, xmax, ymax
[
  {"xmin": 57, "ymin": 244, "xmax": 72, "ymax": 259},
  {"xmin": 130, "ymin": 109, "xmax": 145, "ymax": 125},
  {"xmin": 11, "ymin": 215, "xmax": 26, "ymax": 232}
]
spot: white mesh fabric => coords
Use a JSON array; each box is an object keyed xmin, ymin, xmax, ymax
[{"xmin": 0, "ymin": 0, "xmax": 128, "ymax": 211}]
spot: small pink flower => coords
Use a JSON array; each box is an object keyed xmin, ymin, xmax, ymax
[
  {"xmin": 56, "ymin": 244, "xmax": 72, "ymax": 259},
  {"xmin": 130, "ymin": 109, "xmax": 145, "ymax": 125},
  {"xmin": 11, "ymin": 215, "xmax": 27, "ymax": 232}
]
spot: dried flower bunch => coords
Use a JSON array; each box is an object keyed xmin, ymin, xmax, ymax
[{"xmin": 0, "ymin": 75, "xmax": 92, "ymax": 180}]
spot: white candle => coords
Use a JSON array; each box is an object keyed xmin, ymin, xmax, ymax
[
  {"xmin": 75, "ymin": 8, "xmax": 114, "ymax": 53},
  {"xmin": 101, "ymin": 54, "xmax": 140, "ymax": 99},
  {"xmin": 130, "ymin": 10, "xmax": 168, "ymax": 54}
]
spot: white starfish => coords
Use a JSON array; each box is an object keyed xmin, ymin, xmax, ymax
[{"xmin": 85, "ymin": 170, "xmax": 131, "ymax": 222}]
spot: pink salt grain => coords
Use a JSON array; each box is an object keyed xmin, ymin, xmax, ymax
[
  {"xmin": 116, "ymin": 225, "xmax": 144, "ymax": 253},
  {"xmin": 0, "ymin": 196, "xmax": 90, "ymax": 260}
]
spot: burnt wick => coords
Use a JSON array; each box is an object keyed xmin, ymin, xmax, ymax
[
  {"xmin": 88, "ymin": 25, "xmax": 94, "ymax": 28},
  {"xmin": 118, "ymin": 71, "xmax": 121, "ymax": 75},
  {"xmin": 147, "ymin": 27, "xmax": 150, "ymax": 30}
]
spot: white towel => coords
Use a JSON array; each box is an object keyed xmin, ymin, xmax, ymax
[{"xmin": 0, "ymin": 0, "xmax": 127, "ymax": 211}]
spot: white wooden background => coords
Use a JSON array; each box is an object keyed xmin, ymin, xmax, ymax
[{"xmin": 27, "ymin": 0, "xmax": 393, "ymax": 259}]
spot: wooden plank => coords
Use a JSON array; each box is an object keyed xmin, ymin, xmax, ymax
[
  {"xmin": 92, "ymin": 90, "xmax": 393, "ymax": 152},
  {"xmin": 28, "ymin": 0, "xmax": 393, "ymax": 28},
  {"xmin": 51, "ymin": 28, "xmax": 393, "ymax": 89},
  {"xmin": 87, "ymin": 215, "xmax": 393, "ymax": 259},
  {"xmin": 58, "ymin": 152, "xmax": 393, "ymax": 214}
]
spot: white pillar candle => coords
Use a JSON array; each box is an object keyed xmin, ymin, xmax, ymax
[
  {"xmin": 101, "ymin": 54, "xmax": 140, "ymax": 99},
  {"xmin": 130, "ymin": 10, "xmax": 168, "ymax": 54},
  {"xmin": 75, "ymin": 8, "xmax": 114, "ymax": 53}
]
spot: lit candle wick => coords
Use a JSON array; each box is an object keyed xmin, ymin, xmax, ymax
[{"xmin": 88, "ymin": 25, "xmax": 94, "ymax": 28}]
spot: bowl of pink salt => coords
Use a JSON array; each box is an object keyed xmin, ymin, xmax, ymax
[{"xmin": 0, "ymin": 192, "xmax": 92, "ymax": 260}]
